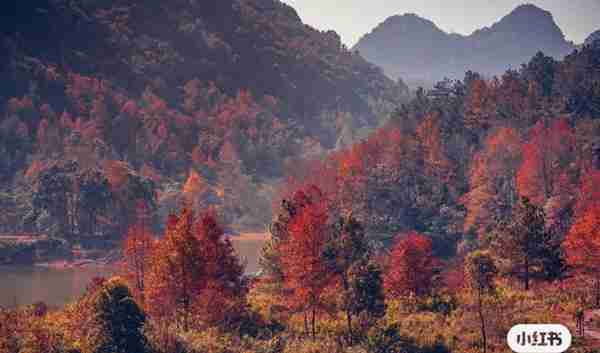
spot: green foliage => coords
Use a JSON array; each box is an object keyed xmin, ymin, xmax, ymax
[
  {"xmin": 490, "ymin": 197, "xmax": 565, "ymax": 288},
  {"xmin": 465, "ymin": 251, "xmax": 497, "ymax": 294},
  {"xmin": 32, "ymin": 161, "xmax": 78, "ymax": 238},
  {"xmin": 0, "ymin": 237, "xmax": 69, "ymax": 265},
  {"xmin": 416, "ymin": 294, "xmax": 458, "ymax": 316},
  {"xmin": 85, "ymin": 277, "xmax": 148, "ymax": 353},
  {"xmin": 347, "ymin": 263, "xmax": 386, "ymax": 322},
  {"xmin": 78, "ymin": 169, "xmax": 112, "ymax": 235},
  {"xmin": 522, "ymin": 51, "xmax": 557, "ymax": 98},
  {"xmin": 364, "ymin": 324, "xmax": 406, "ymax": 353},
  {"xmin": 326, "ymin": 216, "xmax": 385, "ymax": 329},
  {"xmin": 0, "ymin": 115, "xmax": 32, "ymax": 181}
]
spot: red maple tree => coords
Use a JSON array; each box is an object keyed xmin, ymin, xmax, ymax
[
  {"xmin": 280, "ymin": 193, "xmax": 333, "ymax": 338},
  {"xmin": 517, "ymin": 118, "xmax": 576, "ymax": 206},
  {"xmin": 563, "ymin": 203, "xmax": 600, "ymax": 306},
  {"xmin": 384, "ymin": 232, "xmax": 435, "ymax": 298},
  {"xmin": 194, "ymin": 212, "xmax": 246, "ymax": 328},
  {"xmin": 144, "ymin": 209, "xmax": 204, "ymax": 331}
]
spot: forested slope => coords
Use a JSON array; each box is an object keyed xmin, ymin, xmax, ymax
[{"xmin": 0, "ymin": 0, "xmax": 408, "ymax": 237}]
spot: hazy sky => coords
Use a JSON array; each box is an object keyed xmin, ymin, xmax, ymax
[{"xmin": 283, "ymin": 0, "xmax": 600, "ymax": 47}]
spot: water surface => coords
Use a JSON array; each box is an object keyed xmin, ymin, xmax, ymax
[{"xmin": 0, "ymin": 235, "xmax": 267, "ymax": 308}]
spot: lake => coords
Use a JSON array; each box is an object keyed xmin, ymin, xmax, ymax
[{"xmin": 0, "ymin": 234, "xmax": 268, "ymax": 308}]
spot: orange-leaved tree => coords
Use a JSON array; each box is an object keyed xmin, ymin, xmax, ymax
[
  {"xmin": 384, "ymin": 232, "xmax": 435, "ymax": 298},
  {"xmin": 122, "ymin": 223, "xmax": 154, "ymax": 303},
  {"xmin": 145, "ymin": 208, "xmax": 204, "ymax": 331},
  {"xmin": 280, "ymin": 191, "xmax": 333, "ymax": 339},
  {"xmin": 194, "ymin": 212, "xmax": 247, "ymax": 328},
  {"xmin": 144, "ymin": 208, "xmax": 247, "ymax": 332},
  {"xmin": 462, "ymin": 127, "xmax": 521, "ymax": 238},
  {"xmin": 564, "ymin": 203, "xmax": 600, "ymax": 307},
  {"xmin": 517, "ymin": 118, "xmax": 576, "ymax": 207}
]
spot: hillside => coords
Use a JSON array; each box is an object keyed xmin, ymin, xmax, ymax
[
  {"xmin": 283, "ymin": 42, "xmax": 600, "ymax": 253},
  {"xmin": 0, "ymin": 0, "xmax": 408, "ymax": 238},
  {"xmin": 3, "ymin": 4, "xmax": 600, "ymax": 353},
  {"xmin": 353, "ymin": 4, "xmax": 575, "ymax": 87},
  {"xmin": 586, "ymin": 30, "xmax": 600, "ymax": 45}
]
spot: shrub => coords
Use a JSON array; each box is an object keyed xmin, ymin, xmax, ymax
[
  {"xmin": 81, "ymin": 277, "xmax": 149, "ymax": 353},
  {"xmin": 416, "ymin": 294, "xmax": 458, "ymax": 316}
]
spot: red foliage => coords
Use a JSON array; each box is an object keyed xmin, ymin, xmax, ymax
[
  {"xmin": 144, "ymin": 209, "xmax": 204, "ymax": 329},
  {"xmin": 564, "ymin": 204, "xmax": 600, "ymax": 276},
  {"xmin": 563, "ymin": 202, "xmax": 600, "ymax": 305},
  {"xmin": 279, "ymin": 189, "xmax": 333, "ymax": 325},
  {"xmin": 417, "ymin": 114, "xmax": 453, "ymax": 182},
  {"xmin": 384, "ymin": 232, "xmax": 435, "ymax": 298},
  {"xmin": 144, "ymin": 209, "xmax": 246, "ymax": 329},
  {"xmin": 122, "ymin": 222, "xmax": 154, "ymax": 302},
  {"xmin": 462, "ymin": 127, "xmax": 522, "ymax": 235},
  {"xmin": 517, "ymin": 118, "xmax": 576, "ymax": 206},
  {"xmin": 121, "ymin": 99, "xmax": 139, "ymax": 116},
  {"xmin": 194, "ymin": 212, "xmax": 246, "ymax": 325},
  {"xmin": 66, "ymin": 73, "xmax": 110, "ymax": 115},
  {"xmin": 574, "ymin": 169, "xmax": 600, "ymax": 217},
  {"xmin": 443, "ymin": 264, "xmax": 466, "ymax": 294}
]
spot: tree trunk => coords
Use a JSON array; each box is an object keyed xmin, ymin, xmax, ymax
[
  {"xmin": 524, "ymin": 255, "xmax": 530, "ymax": 291},
  {"xmin": 312, "ymin": 308, "xmax": 316, "ymax": 340},
  {"xmin": 342, "ymin": 274, "xmax": 353, "ymax": 345},
  {"xmin": 596, "ymin": 275, "xmax": 600, "ymax": 308},
  {"xmin": 304, "ymin": 313, "xmax": 308, "ymax": 336},
  {"xmin": 182, "ymin": 254, "xmax": 189, "ymax": 332},
  {"xmin": 346, "ymin": 310, "xmax": 353, "ymax": 346},
  {"xmin": 478, "ymin": 288, "xmax": 487, "ymax": 353}
]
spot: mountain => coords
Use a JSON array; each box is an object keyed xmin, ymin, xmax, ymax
[
  {"xmin": 353, "ymin": 4, "xmax": 575, "ymax": 87},
  {"xmin": 1, "ymin": 1, "xmax": 407, "ymax": 147},
  {"xmin": 585, "ymin": 30, "xmax": 600, "ymax": 45},
  {"xmin": 351, "ymin": 13, "xmax": 461, "ymax": 87},
  {"xmin": 0, "ymin": 0, "xmax": 408, "ymax": 234}
]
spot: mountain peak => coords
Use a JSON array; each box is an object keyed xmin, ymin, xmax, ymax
[
  {"xmin": 356, "ymin": 12, "xmax": 447, "ymax": 48},
  {"xmin": 353, "ymin": 3, "xmax": 575, "ymax": 86},
  {"xmin": 509, "ymin": 3, "xmax": 551, "ymax": 17},
  {"xmin": 487, "ymin": 3, "xmax": 558, "ymax": 34},
  {"xmin": 375, "ymin": 13, "xmax": 442, "ymax": 33},
  {"xmin": 469, "ymin": 2, "xmax": 566, "ymax": 47}
]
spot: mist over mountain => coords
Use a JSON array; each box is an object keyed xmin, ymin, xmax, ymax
[{"xmin": 353, "ymin": 4, "xmax": 576, "ymax": 87}]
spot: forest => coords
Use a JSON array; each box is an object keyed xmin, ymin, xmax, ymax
[
  {"xmin": 2, "ymin": 1, "xmax": 600, "ymax": 353},
  {"xmin": 2, "ymin": 39, "xmax": 600, "ymax": 353},
  {"xmin": 0, "ymin": 0, "xmax": 406, "ymax": 246}
]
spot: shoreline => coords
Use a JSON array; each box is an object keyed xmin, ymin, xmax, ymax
[
  {"xmin": 1, "ymin": 233, "xmax": 269, "ymax": 269},
  {"xmin": 34, "ymin": 259, "xmax": 116, "ymax": 270},
  {"xmin": 227, "ymin": 232, "xmax": 270, "ymax": 241}
]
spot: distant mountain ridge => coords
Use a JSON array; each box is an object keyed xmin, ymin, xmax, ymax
[
  {"xmin": 586, "ymin": 30, "xmax": 600, "ymax": 46},
  {"xmin": 353, "ymin": 4, "xmax": 576, "ymax": 86}
]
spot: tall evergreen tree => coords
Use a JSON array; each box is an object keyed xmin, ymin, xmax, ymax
[
  {"xmin": 491, "ymin": 197, "xmax": 564, "ymax": 290},
  {"xmin": 86, "ymin": 277, "xmax": 148, "ymax": 353}
]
